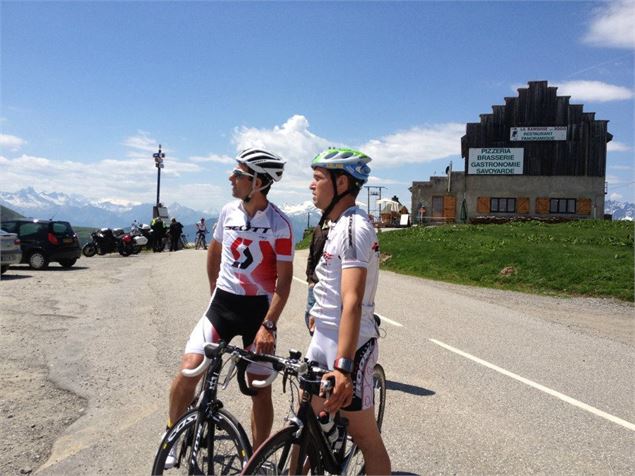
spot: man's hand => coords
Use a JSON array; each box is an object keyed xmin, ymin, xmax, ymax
[
  {"xmin": 254, "ymin": 326, "xmax": 275, "ymax": 355},
  {"xmin": 322, "ymin": 370, "xmax": 353, "ymax": 413}
]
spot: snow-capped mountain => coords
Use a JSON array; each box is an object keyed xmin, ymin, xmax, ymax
[
  {"xmin": 0, "ymin": 188, "xmax": 318, "ymax": 242},
  {"xmin": 0, "ymin": 187, "xmax": 215, "ymax": 229},
  {"xmin": 605, "ymin": 200, "xmax": 635, "ymax": 221}
]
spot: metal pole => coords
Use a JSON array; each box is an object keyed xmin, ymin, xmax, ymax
[{"xmin": 156, "ymin": 166, "xmax": 161, "ymax": 206}]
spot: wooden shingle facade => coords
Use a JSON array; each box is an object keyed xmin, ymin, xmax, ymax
[
  {"xmin": 411, "ymin": 81, "xmax": 611, "ymax": 223},
  {"xmin": 461, "ymin": 80, "xmax": 612, "ymax": 177}
]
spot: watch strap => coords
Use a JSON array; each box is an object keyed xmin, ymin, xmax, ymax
[
  {"xmin": 261, "ymin": 320, "xmax": 277, "ymax": 331},
  {"xmin": 333, "ymin": 357, "xmax": 354, "ymax": 374}
]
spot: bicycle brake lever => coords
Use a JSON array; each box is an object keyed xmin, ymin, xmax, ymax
[
  {"xmin": 221, "ymin": 355, "xmax": 238, "ymax": 390},
  {"xmin": 282, "ymin": 371, "xmax": 288, "ymax": 394}
]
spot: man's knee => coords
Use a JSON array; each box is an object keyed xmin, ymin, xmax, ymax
[
  {"xmin": 247, "ymin": 374, "xmax": 273, "ymax": 405},
  {"xmin": 173, "ymin": 354, "xmax": 204, "ymax": 390}
]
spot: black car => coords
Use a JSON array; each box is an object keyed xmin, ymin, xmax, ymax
[{"xmin": 0, "ymin": 219, "xmax": 81, "ymax": 270}]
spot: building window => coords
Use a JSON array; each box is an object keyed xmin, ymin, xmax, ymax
[
  {"xmin": 490, "ymin": 197, "xmax": 516, "ymax": 213},
  {"xmin": 550, "ymin": 198, "xmax": 576, "ymax": 214}
]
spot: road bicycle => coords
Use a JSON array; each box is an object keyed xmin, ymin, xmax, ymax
[
  {"xmin": 240, "ymin": 353, "xmax": 387, "ymax": 475},
  {"xmin": 152, "ymin": 341, "xmax": 272, "ymax": 475},
  {"xmin": 194, "ymin": 231, "xmax": 207, "ymax": 250}
]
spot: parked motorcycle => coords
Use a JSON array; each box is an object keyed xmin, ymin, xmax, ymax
[
  {"xmin": 82, "ymin": 228, "xmax": 134, "ymax": 257},
  {"xmin": 130, "ymin": 224, "xmax": 151, "ymax": 253}
]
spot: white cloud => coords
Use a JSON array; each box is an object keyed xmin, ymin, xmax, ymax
[
  {"xmin": 0, "ymin": 133, "xmax": 26, "ymax": 151},
  {"xmin": 607, "ymin": 141, "xmax": 630, "ymax": 152},
  {"xmin": 231, "ymin": 115, "xmax": 464, "ymax": 198},
  {"xmin": 554, "ymin": 80, "xmax": 633, "ymax": 102},
  {"xmin": 190, "ymin": 153, "xmax": 234, "ymax": 164},
  {"xmin": 609, "ymin": 164, "xmax": 633, "ymax": 170},
  {"xmin": 1, "ymin": 117, "xmax": 468, "ymax": 210},
  {"xmin": 359, "ymin": 123, "xmax": 464, "ymax": 166},
  {"xmin": 583, "ymin": 0, "xmax": 635, "ymax": 49},
  {"xmin": 609, "ymin": 192, "xmax": 624, "ymax": 201},
  {"xmin": 0, "ymin": 154, "xmax": 158, "ymax": 203}
]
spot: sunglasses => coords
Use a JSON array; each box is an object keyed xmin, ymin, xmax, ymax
[{"xmin": 231, "ymin": 168, "xmax": 254, "ymax": 179}]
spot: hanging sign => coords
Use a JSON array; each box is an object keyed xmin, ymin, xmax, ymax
[
  {"xmin": 468, "ymin": 148, "xmax": 524, "ymax": 175},
  {"xmin": 510, "ymin": 126, "xmax": 567, "ymax": 141}
]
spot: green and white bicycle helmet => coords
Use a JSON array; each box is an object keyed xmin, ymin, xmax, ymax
[
  {"xmin": 311, "ymin": 148, "xmax": 372, "ymax": 184},
  {"xmin": 311, "ymin": 147, "xmax": 372, "ymax": 225}
]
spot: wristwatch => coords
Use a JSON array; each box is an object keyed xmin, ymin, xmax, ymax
[
  {"xmin": 261, "ymin": 320, "xmax": 277, "ymax": 332},
  {"xmin": 333, "ymin": 357, "xmax": 354, "ymax": 374}
]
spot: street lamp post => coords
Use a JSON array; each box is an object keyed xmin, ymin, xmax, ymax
[{"xmin": 153, "ymin": 145, "xmax": 165, "ymax": 207}]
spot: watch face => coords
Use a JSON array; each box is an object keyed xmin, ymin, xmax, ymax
[{"xmin": 263, "ymin": 320, "xmax": 275, "ymax": 330}]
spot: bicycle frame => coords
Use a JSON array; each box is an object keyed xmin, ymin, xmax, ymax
[
  {"xmin": 285, "ymin": 383, "xmax": 344, "ymax": 475},
  {"xmin": 188, "ymin": 353, "xmax": 225, "ymax": 472}
]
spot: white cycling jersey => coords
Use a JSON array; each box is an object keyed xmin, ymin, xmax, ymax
[
  {"xmin": 213, "ymin": 200, "xmax": 294, "ymax": 300},
  {"xmin": 310, "ymin": 206, "xmax": 380, "ymax": 341}
]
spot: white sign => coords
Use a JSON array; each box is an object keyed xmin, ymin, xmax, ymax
[
  {"xmin": 510, "ymin": 126, "xmax": 567, "ymax": 141},
  {"xmin": 468, "ymin": 148, "xmax": 524, "ymax": 175}
]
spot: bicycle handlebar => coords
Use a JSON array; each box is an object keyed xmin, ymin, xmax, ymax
[{"xmin": 180, "ymin": 341, "xmax": 310, "ymax": 396}]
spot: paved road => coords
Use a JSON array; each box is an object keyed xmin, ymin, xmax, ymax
[{"xmin": 1, "ymin": 250, "xmax": 633, "ymax": 474}]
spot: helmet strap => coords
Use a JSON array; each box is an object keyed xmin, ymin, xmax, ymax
[
  {"xmin": 318, "ymin": 170, "xmax": 352, "ymax": 226},
  {"xmin": 241, "ymin": 174, "xmax": 271, "ymax": 204}
]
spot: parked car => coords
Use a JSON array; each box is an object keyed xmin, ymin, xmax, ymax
[
  {"xmin": 0, "ymin": 219, "xmax": 81, "ymax": 270},
  {"xmin": 0, "ymin": 229, "xmax": 22, "ymax": 274}
]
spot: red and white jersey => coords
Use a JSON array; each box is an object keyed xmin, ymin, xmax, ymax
[
  {"xmin": 213, "ymin": 200, "xmax": 294, "ymax": 300},
  {"xmin": 311, "ymin": 206, "xmax": 380, "ymax": 340}
]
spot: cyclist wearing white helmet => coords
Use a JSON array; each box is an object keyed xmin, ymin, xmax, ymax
[
  {"xmin": 306, "ymin": 147, "xmax": 391, "ymax": 474},
  {"xmin": 164, "ymin": 148, "xmax": 294, "ymax": 467}
]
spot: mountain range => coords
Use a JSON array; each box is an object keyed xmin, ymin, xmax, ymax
[
  {"xmin": 1, "ymin": 188, "xmax": 631, "ymax": 243},
  {"xmin": 0, "ymin": 187, "xmax": 320, "ymax": 243}
]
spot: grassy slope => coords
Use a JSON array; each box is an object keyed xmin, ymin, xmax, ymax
[{"xmin": 297, "ymin": 221, "xmax": 634, "ymax": 301}]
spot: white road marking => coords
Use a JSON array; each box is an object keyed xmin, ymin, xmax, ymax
[
  {"xmin": 292, "ymin": 276, "xmax": 404, "ymax": 327},
  {"xmin": 430, "ymin": 338, "xmax": 635, "ymax": 432},
  {"xmin": 374, "ymin": 312, "xmax": 403, "ymax": 327}
]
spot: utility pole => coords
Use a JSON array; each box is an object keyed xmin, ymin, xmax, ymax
[
  {"xmin": 364, "ymin": 185, "xmax": 386, "ymax": 224},
  {"xmin": 151, "ymin": 145, "xmax": 166, "ymax": 219},
  {"xmin": 153, "ymin": 145, "xmax": 165, "ymax": 206}
]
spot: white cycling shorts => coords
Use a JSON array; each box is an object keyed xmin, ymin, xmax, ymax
[
  {"xmin": 184, "ymin": 315, "xmax": 274, "ymax": 378},
  {"xmin": 305, "ymin": 328, "xmax": 378, "ymax": 411}
]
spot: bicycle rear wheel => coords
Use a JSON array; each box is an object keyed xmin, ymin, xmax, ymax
[
  {"xmin": 151, "ymin": 408, "xmax": 251, "ymax": 475},
  {"xmin": 241, "ymin": 426, "xmax": 323, "ymax": 475},
  {"xmin": 341, "ymin": 363, "xmax": 387, "ymax": 475}
]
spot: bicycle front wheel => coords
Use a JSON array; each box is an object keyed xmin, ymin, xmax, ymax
[
  {"xmin": 151, "ymin": 408, "xmax": 251, "ymax": 475},
  {"xmin": 341, "ymin": 363, "xmax": 387, "ymax": 476},
  {"xmin": 242, "ymin": 426, "xmax": 323, "ymax": 475}
]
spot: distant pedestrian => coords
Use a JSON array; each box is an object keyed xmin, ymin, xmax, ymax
[
  {"xmin": 169, "ymin": 218, "xmax": 184, "ymax": 252},
  {"xmin": 151, "ymin": 216, "xmax": 166, "ymax": 252}
]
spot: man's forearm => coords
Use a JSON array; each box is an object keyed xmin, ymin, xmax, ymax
[{"xmin": 207, "ymin": 240, "xmax": 221, "ymax": 292}]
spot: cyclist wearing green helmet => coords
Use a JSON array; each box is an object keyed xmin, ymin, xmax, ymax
[{"xmin": 307, "ymin": 147, "xmax": 391, "ymax": 474}]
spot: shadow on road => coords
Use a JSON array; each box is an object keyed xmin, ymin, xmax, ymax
[
  {"xmin": 0, "ymin": 273, "xmax": 32, "ymax": 280},
  {"xmin": 392, "ymin": 472, "xmax": 418, "ymax": 475},
  {"xmin": 386, "ymin": 380, "xmax": 435, "ymax": 397}
]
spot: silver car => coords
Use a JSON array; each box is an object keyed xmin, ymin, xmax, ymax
[{"xmin": 1, "ymin": 229, "xmax": 22, "ymax": 274}]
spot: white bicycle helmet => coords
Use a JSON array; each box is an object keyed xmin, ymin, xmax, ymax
[{"xmin": 236, "ymin": 148, "xmax": 285, "ymax": 182}]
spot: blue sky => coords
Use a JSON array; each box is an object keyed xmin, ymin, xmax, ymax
[{"xmin": 1, "ymin": 1, "xmax": 633, "ymax": 213}]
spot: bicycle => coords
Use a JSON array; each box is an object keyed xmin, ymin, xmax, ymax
[
  {"xmin": 194, "ymin": 231, "xmax": 207, "ymax": 250},
  {"xmin": 151, "ymin": 341, "xmax": 273, "ymax": 475},
  {"xmin": 240, "ymin": 352, "xmax": 387, "ymax": 475}
]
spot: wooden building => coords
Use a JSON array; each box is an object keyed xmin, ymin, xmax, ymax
[{"xmin": 410, "ymin": 81, "xmax": 612, "ymax": 223}]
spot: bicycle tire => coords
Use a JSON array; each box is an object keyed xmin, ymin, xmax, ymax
[
  {"xmin": 151, "ymin": 408, "xmax": 251, "ymax": 475},
  {"xmin": 241, "ymin": 426, "xmax": 323, "ymax": 475},
  {"xmin": 340, "ymin": 363, "xmax": 387, "ymax": 476}
]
